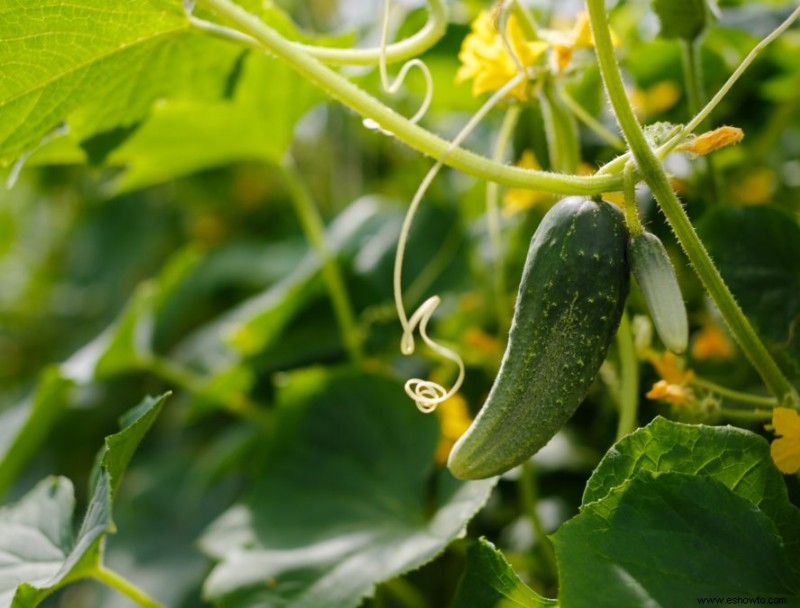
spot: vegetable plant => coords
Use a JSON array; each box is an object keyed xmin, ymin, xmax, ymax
[{"xmin": 1, "ymin": 0, "xmax": 800, "ymax": 606}]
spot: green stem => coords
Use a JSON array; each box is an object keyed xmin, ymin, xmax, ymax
[
  {"xmin": 142, "ymin": 356, "xmax": 272, "ymax": 430},
  {"xmin": 519, "ymin": 462, "xmax": 558, "ymax": 579},
  {"xmin": 92, "ymin": 566, "xmax": 164, "ymax": 608},
  {"xmin": 279, "ymin": 159, "xmax": 364, "ymax": 366},
  {"xmin": 718, "ymin": 408, "xmax": 773, "ymax": 422},
  {"xmin": 561, "ymin": 89, "xmax": 626, "ymax": 151},
  {"xmin": 486, "ymin": 106, "xmax": 521, "ymax": 336},
  {"xmin": 383, "ymin": 578, "xmax": 430, "ymax": 608},
  {"xmin": 615, "ymin": 311, "xmax": 640, "ymax": 441},
  {"xmin": 586, "ymin": 0, "xmax": 797, "ymax": 405},
  {"xmin": 691, "ymin": 377, "xmax": 779, "ymax": 408},
  {"xmin": 539, "ymin": 76, "xmax": 580, "ymax": 174},
  {"xmin": 196, "ymin": 0, "xmax": 623, "ymax": 195},
  {"xmin": 596, "ymin": 7, "xmax": 800, "ymax": 177},
  {"xmin": 192, "ymin": 0, "xmax": 447, "ymax": 66},
  {"xmin": 622, "ymin": 162, "xmax": 643, "ymax": 236}
]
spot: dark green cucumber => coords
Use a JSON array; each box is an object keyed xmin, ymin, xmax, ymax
[
  {"xmin": 448, "ymin": 197, "xmax": 629, "ymax": 480},
  {"xmin": 628, "ymin": 232, "xmax": 688, "ymax": 354}
]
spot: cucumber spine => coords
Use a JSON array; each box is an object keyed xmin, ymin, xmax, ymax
[{"xmin": 448, "ymin": 197, "xmax": 630, "ymax": 480}]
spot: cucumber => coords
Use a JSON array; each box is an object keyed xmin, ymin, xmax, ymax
[
  {"xmin": 447, "ymin": 197, "xmax": 629, "ymax": 480},
  {"xmin": 628, "ymin": 232, "xmax": 688, "ymax": 354}
]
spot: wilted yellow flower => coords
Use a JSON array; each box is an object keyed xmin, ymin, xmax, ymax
[
  {"xmin": 502, "ymin": 150, "xmax": 552, "ymax": 215},
  {"xmin": 646, "ymin": 379, "xmax": 693, "ymax": 406},
  {"xmin": 769, "ymin": 407, "xmax": 800, "ymax": 474},
  {"xmin": 645, "ymin": 350, "xmax": 696, "ymax": 406},
  {"xmin": 677, "ymin": 126, "xmax": 744, "ymax": 156},
  {"xmin": 456, "ymin": 10, "xmax": 548, "ymax": 101},
  {"xmin": 541, "ymin": 11, "xmax": 619, "ymax": 74},
  {"xmin": 692, "ymin": 321, "xmax": 735, "ymax": 361},
  {"xmin": 630, "ymin": 81, "xmax": 682, "ymax": 120},
  {"xmin": 435, "ymin": 394, "xmax": 473, "ymax": 464}
]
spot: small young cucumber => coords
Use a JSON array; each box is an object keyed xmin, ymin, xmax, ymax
[
  {"xmin": 448, "ymin": 197, "xmax": 629, "ymax": 480},
  {"xmin": 628, "ymin": 232, "xmax": 688, "ymax": 354}
]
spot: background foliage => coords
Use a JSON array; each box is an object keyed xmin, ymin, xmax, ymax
[{"xmin": 1, "ymin": 0, "xmax": 800, "ymax": 606}]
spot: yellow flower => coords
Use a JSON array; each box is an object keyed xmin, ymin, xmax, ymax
[
  {"xmin": 645, "ymin": 350, "xmax": 696, "ymax": 406},
  {"xmin": 456, "ymin": 10, "xmax": 548, "ymax": 101},
  {"xmin": 435, "ymin": 394, "xmax": 473, "ymax": 465},
  {"xmin": 677, "ymin": 126, "xmax": 744, "ymax": 156},
  {"xmin": 502, "ymin": 150, "xmax": 552, "ymax": 215},
  {"xmin": 691, "ymin": 320, "xmax": 735, "ymax": 361},
  {"xmin": 630, "ymin": 81, "xmax": 682, "ymax": 120},
  {"xmin": 769, "ymin": 407, "xmax": 800, "ymax": 474},
  {"xmin": 646, "ymin": 380, "xmax": 693, "ymax": 406},
  {"xmin": 542, "ymin": 11, "xmax": 619, "ymax": 74}
]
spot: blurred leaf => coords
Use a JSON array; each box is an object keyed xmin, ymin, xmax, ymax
[
  {"xmin": 109, "ymin": 52, "xmax": 323, "ymax": 191},
  {"xmin": 697, "ymin": 206, "xmax": 800, "ymax": 375},
  {"xmin": 0, "ymin": 0, "xmax": 188, "ymax": 166},
  {"xmin": 553, "ymin": 472, "xmax": 800, "ymax": 607},
  {"xmin": 452, "ymin": 538, "xmax": 556, "ymax": 608},
  {"xmin": 200, "ymin": 369, "xmax": 496, "ymax": 608},
  {"xmin": 652, "ymin": 0, "xmax": 717, "ymax": 41},
  {"xmin": 0, "ymin": 369, "xmax": 72, "ymax": 498},
  {"xmin": 0, "ymin": 393, "xmax": 167, "ymax": 608},
  {"xmin": 582, "ymin": 417, "xmax": 800, "ymax": 559}
]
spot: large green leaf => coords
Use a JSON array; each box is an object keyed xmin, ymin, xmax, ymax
[
  {"xmin": 697, "ymin": 206, "xmax": 800, "ymax": 375},
  {"xmin": 200, "ymin": 369, "xmax": 496, "ymax": 608},
  {"xmin": 0, "ymin": 369, "xmax": 72, "ymax": 498},
  {"xmin": 109, "ymin": 52, "xmax": 323, "ymax": 191},
  {"xmin": 452, "ymin": 539, "xmax": 556, "ymax": 608},
  {"xmin": 0, "ymin": 0, "xmax": 190, "ymax": 165},
  {"xmin": 553, "ymin": 472, "xmax": 800, "ymax": 607},
  {"xmin": 582, "ymin": 417, "xmax": 800, "ymax": 557},
  {"xmin": 0, "ymin": 393, "xmax": 167, "ymax": 608}
]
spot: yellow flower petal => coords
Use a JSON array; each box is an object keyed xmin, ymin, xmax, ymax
[
  {"xmin": 502, "ymin": 151, "xmax": 552, "ymax": 215},
  {"xmin": 435, "ymin": 394, "xmax": 473, "ymax": 465},
  {"xmin": 678, "ymin": 126, "xmax": 744, "ymax": 156},
  {"xmin": 691, "ymin": 321, "xmax": 735, "ymax": 361},
  {"xmin": 770, "ymin": 407, "xmax": 800, "ymax": 474},
  {"xmin": 646, "ymin": 350, "xmax": 694, "ymax": 385},
  {"xmin": 646, "ymin": 380, "xmax": 692, "ymax": 406}
]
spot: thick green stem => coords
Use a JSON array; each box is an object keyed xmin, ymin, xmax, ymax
[
  {"xmin": 486, "ymin": 106, "xmax": 521, "ymax": 335},
  {"xmin": 192, "ymin": 0, "xmax": 447, "ymax": 66},
  {"xmin": 615, "ymin": 311, "xmax": 640, "ymax": 441},
  {"xmin": 622, "ymin": 162, "xmax": 643, "ymax": 237},
  {"xmin": 586, "ymin": 0, "xmax": 796, "ymax": 405},
  {"xmin": 92, "ymin": 566, "xmax": 164, "ymax": 608},
  {"xmin": 718, "ymin": 408, "xmax": 773, "ymax": 423},
  {"xmin": 196, "ymin": 0, "xmax": 623, "ymax": 195},
  {"xmin": 280, "ymin": 159, "xmax": 364, "ymax": 366}
]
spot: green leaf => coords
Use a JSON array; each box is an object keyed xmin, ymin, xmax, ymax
[
  {"xmin": 553, "ymin": 472, "xmax": 800, "ymax": 607},
  {"xmin": 697, "ymin": 206, "xmax": 800, "ymax": 375},
  {"xmin": 452, "ymin": 539, "xmax": 556, "ymax": 608},
  {"xmin": 108, "ymin": 52, "xmax": 323, "ymax": 192},
  {"xmin": 0, "ymin": 0, "xmax": 189, "ymax": 166},
  {"xmin": 200, "ymin": 369, "xmax": 496, "ymax": 608},
  {"xmin": 0, "ymin": 393, "xmax": 168, "ymax": 608},
  {"xmin": 652, "ymin": 0, "xmax": 717, "ymax": 41},
  {"xmin": 0, "ymin": 369, "xmax": 72, "ymax": 498},
  {"xmin": 582, "ymin": 417, "xmax": 800, "ymax": 558}
]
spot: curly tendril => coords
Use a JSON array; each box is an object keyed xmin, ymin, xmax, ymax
[
  {"xmin": 364, "ymin": 0, "xmax": 434, "ymax": 131},
  {"xmin": 393, "ymin": 73, "xmax": 525, "ymax": 413},
  {"xmin": 388, "ymin": 3, "xmax": 529, "ymax": 413}
]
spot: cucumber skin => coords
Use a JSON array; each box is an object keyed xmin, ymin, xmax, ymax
[
  {"xmin": 448, "ymin": 197, "xmax": 630, "ymax": 480},
  {"xmin": 629, "ymin": 232, "xmax": 688, "ymax": 354}
]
